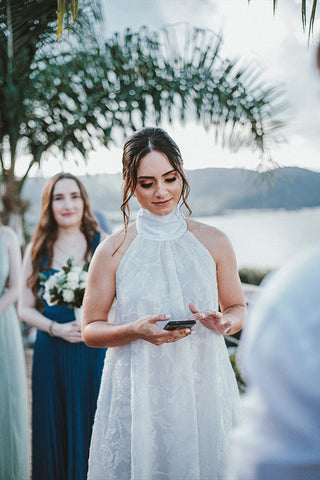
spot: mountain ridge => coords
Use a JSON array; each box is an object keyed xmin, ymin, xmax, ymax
[{"xmin": 23, "ymin": 166, "xmax": 320, "ymax": 224}]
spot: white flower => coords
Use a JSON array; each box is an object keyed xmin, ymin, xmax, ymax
[
  {"xmin": 79, "ymin": 270, "xmax": 88, "ymax": 289},
  {"xmin": 66, "ymin": 271, "xmax": 80, "ymax": 290},
  {"xmin": 72, "ymin": 265, "xmax": 83, "ymax": 274},
  {"xmin": 43, "ymin": 290, "xmax": 55, "ymax": 306},
  {"xmin": 40, "ymin": 259, "xmax": 87, "ymax": 309},
  {"xmin": 46, "ymin": 275, "xmax": 57, "ymax": 290},
  {"xmin": 62, "ymin": 289, "xmax": 75, "ymax": 303},
  {"xmin": 79, "ymin": 270, "xmax": 88, "ymax": 281},
  {"xmin": 55, "ymin": 271, "xmax": 66, "ymax": 282}
]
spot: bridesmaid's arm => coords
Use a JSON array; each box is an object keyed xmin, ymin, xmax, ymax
[
  {"xmin": 0, "ymin": 226, "xmax": 21, "ymax": 315},
  {"xmin": 18, "ymin": 244, "xmax": 57, "ymax": 333}
]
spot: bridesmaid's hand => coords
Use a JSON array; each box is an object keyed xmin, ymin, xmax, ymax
[
  {"xmin": 132, "ymin": 314, "xmax": 193, "ymax": 346},
  {"xmin": 53, "ymin": 321, "xmax": 83, "ymax": 343},
  {"xmin": 189, "ymin": 303, "xmax": 231, "ymax": 336}
]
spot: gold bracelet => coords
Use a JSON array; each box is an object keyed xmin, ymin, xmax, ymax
[{"xmin": 48, "ymin": 321, "xmax": 56, "ymax": 337}]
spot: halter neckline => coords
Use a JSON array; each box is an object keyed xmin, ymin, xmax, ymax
[{"xmin": 136, "ymin": 207, "xmax": 187, "ymax": 240}]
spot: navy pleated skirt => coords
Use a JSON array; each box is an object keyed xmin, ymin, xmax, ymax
[{"xmin": 32, "ymin": 303, "xmax": 106, "ymax": 480}]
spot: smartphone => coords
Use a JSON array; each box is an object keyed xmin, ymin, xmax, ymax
[{"xmin": 163, "ymin": 320, "xmax": 196, "ymax": 330}]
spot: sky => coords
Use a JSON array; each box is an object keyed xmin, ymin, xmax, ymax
[{"xmin": 38, "ymin": 0, "xmax": 320, "ymax": 176}]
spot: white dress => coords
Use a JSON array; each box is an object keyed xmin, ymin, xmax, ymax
[{"xmin": 88, "ymin": 208, "xmax": 241, "ymax": 480}]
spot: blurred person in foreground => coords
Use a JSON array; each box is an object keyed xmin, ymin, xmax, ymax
[
  {"xmin": 225, "ymin": 40, "xmax": 320, "ymax": 480},
  {"xmin": 225, "ymin": 247, "xmax": 320, "ymax": 480},
  {"xmin": 0, "ymin": 221, "xmax": 29, "ymax": 479},
  {"xmin": 226, "ymin": 44, "xmax": 320, "ymax": 480}
]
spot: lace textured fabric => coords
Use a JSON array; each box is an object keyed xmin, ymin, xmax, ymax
[{"xmin": 88, "ymin": 208, "xmax": 241, "ymax": 480}]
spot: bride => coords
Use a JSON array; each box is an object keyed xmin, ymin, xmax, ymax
[{"xmin": 82, "ymin": 127, "xmax": 246, "ymax": 480}]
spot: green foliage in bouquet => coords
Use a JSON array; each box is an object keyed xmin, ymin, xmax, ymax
[{"xmin": 39, "ymin": 258, "xmax": 88, "ymax": 309}]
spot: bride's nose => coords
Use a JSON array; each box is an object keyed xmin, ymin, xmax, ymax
[{"xmin": 154, "ymin": 182, "xmax": 166, "ymax": 197}]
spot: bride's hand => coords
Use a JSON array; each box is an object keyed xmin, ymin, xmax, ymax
[
  {"xmin": 132, "ymin": 314, "xmax": 192, "ymax": 346},
  {"xmin": 188, "ymin": 303, "xmax": 231, "ymax": 336}
]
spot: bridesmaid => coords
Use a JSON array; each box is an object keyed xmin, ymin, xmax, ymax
[
  {"xmin": 0, "ymin": 222, "xmax": 29, "ymax": 479},
  {"xmin": 18, "ymin": 173, "xmax": 107, "ymax": 480}
]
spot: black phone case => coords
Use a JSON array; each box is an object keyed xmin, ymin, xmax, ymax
[{"xmin": 163, "ymin": 320, "xmax": 196, "ymax": 330}]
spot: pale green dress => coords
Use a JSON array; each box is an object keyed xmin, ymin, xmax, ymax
[{"xmin": 0, "ymin": 236, "xmax": 29, "ymax": 479}]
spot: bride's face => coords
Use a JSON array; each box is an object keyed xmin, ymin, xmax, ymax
[{"xmin": 134, "ymin": 151, "xmax": 183, "ymax": 216}]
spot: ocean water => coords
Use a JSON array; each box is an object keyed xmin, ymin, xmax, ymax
[{"xmin": 195, "ymin": 206, "xmax": 320, "ymax": 270}]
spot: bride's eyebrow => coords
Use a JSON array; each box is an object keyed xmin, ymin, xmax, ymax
[{"xmin": 137, "ymin": 169, "xmax": 176, "ymax": 180}]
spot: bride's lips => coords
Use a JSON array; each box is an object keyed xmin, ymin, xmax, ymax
[{"xmin": 152, "ymin": 199, "xmax": 172, "ymax": 207}]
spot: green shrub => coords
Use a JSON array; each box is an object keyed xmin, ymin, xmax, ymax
[
  {"xmin": 239, "ymin": 267, "xmax": 271, "ymax": 286},
  {"xmin": 228, "ymin": 347, "xmax": 246, "ymax": 394}
]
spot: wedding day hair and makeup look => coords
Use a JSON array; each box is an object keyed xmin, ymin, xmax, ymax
[{"xmin": 82, "ymin": 127, "xmax": 246, "ymax": 480}]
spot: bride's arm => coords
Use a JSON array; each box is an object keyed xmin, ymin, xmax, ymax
[
  {"xmin": 82, "ymin": 236, "xmax": 193, "ymax": 348},
  {"xmin": 189, "ymin": 221, "xmax": 246, "ymax": 335},
  {"xmin": 81, "ymin": 237, "xmax": 129, "ymax": 347},
  {"xmin": 214, "ymin": 231, "xmax": 246, "ymax": 335}
]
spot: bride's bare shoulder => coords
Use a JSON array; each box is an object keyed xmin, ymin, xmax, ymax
[
  {"xmin": 95, "ymin": 223, "xmax": 137, "ymax": 262},
  {"xmin": 187, "ymin": 218, "xmax": 226, "ymax": 241},
  {"xmin": 187, "ymin": 218, "xmax": 232, "ymax": 258}
]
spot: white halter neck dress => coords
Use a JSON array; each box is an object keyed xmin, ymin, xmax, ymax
[{"xmin": 88, "ymin": 208, "xmax": 241, "ymax": 480}]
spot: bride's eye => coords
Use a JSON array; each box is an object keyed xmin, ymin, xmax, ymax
[
  {"xmin": 140, "ymin": 182, "xmax": 153, "ymax": 189},
  {"xmin": 165, "ymin": 177, "xmax": 177, "ymax": 183}
]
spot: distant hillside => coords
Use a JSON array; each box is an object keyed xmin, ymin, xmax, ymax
[
  {"xmin": 23, "ymin": 167, "xmax": 320, "ymax": 227},
  {"xmin": 187, "ymin": 167, "xmax": 320, "ymax": 216}
]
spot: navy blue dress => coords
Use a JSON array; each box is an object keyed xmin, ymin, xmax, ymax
[{"xmin": 32, "ymin": 233, "xmax": 106, "ymax": 480}]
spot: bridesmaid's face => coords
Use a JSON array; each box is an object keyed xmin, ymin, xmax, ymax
[
  {"xmin": 134, "ymin": 151, "xmax": 182, "ymax": 216},
  {"xmin": 51, "ymin": 178, "xmax": 84, "ymax": 228}
]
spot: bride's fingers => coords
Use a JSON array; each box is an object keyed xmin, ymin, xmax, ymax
[{"xmin": 188, "ymin": 302, "xmax": 198, "ymax": 314}]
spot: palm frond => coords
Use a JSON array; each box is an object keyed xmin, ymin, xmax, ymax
[
  {"xmin": 57, "ymin": 0, "xmax": 79, "ymax": 40},
  {"xmin": 308, "ymin": 0, "xmax": 318, "ymax": 41},
  {"xmin": 249, "ymin": 1, "xmax": 319, "ymax": 38},
  {"xmin": 272, "ymin": 0, "xmax": 318, "ymax": 38},
  {"xmin": 27, "ymin": 24, "xmax": 286, "ymax": 163}
]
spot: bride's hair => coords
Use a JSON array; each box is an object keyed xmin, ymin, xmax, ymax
[
  {"xmin": 27, "ymin": 172, "xmax": 99, "ymax": 294},
  {"xmin": 114, "ymin": 127, "xmax": 191, "ymax": 254}
]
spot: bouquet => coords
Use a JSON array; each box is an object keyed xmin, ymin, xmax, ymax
[{"xmin": 39, "ymin": 258, "xmax": 88, "ymax": 309}]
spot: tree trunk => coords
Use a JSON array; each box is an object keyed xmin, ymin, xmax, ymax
[{"xmin": 0, "ymin": 174, "xmax": 29, "ymax": 245}]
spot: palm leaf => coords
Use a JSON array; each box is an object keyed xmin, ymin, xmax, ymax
[
  {"xmin": 28, "ymin": 24, "xmax": 286, "ymax": 163},
  {"xmin": 57, "ymin": 0, "xmax": 79, "ymax": 39},
  {"xmin": 308, "ymin": 0, "xmax": 318, "ymax": 40},
  {"xmin": 249, "ymin": 1, "xmax": 318, "ymax": 37}
]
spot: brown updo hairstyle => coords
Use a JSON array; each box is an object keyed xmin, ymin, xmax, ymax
[
  {"xmin": 27, "ymin": 172, "xmax": 99, "ymax": 294},
  {"xmin": 115, "ymin": 127, "xmax": 191, "ymax": 253}
]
